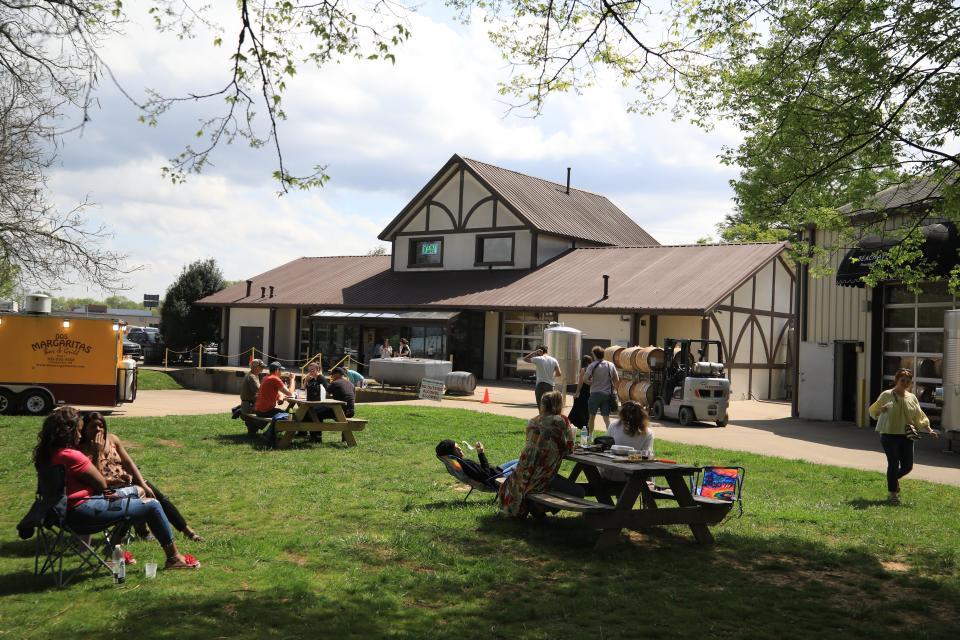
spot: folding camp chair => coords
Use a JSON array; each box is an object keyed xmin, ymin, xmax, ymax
[
  {"xmin": 16, "ymin": 466, "xmax": 130, "ymax": 587},
  {"xmin": 438, "ymin": 456, "xmax": 512, "ymax": 502},
  {"xmin": 689, "ymin": 466, "xmax": 745, "ymax": 518}
]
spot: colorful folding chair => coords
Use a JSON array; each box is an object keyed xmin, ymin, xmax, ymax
[
  {"xmin": 690, "ymin": 466, "xmax": 745, "ymax": 518},
  {"xmin": 438, "ymin": 456, "xmax": 510, "ymax": 502}
]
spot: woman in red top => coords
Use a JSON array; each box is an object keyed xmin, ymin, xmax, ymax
[{"xmin": 33, "ymin": 407, "xmax": 200, "ymax": 570}]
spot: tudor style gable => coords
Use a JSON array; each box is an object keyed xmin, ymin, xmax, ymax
[{"xmin": 379, "ymin": 154, "xmax": 656, "ymax": 273}]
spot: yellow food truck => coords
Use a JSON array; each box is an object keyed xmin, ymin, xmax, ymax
[{"xmin": 0, "ymin": 306, "xmax": 137, "ymax": 415}]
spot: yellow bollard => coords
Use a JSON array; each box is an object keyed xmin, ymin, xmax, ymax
[
  {"xmin": 198, "ymin": 344, "xmax": 203, "ymax": 369},
  {"xmin": 164, "ymin": 348, "xmax": 168, "ymax": 369}
]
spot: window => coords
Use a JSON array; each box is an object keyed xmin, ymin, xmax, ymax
[
  {"xmin": 408, "ymin": 238, "xmax": 443, "ymax": 267},
  {"xmin": 475, "ymin": 233, "xmax": 514, "ymax": 266}
]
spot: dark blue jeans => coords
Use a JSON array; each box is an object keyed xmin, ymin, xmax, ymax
[
  {"xmin": 67, "ymin": 495, "xmax": 175, "ymax": 546},
  {"xmin": 880, "ymin": 434, "xmax": 914, "ymax": 493}
]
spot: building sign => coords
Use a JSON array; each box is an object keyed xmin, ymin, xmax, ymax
[
  {"xmin": 419, "ymin": 378, "xmax": 445, "ymax": 402},
  {"xmin": 143, "ymin": 294, "xmax": 160, "ymax": 308},
  {"xmin": 420, "ymin": 242, "xmax": 440, "ymax": 256}
]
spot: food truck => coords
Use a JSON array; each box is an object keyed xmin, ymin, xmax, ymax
[{"xmin": 0, "ymin": 294, "xmax": 137, "ymax": 415}]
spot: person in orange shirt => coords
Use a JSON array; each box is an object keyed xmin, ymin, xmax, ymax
[{"xmin": 254, "ymin": 362, "xmax": 294, "ymax": 420}]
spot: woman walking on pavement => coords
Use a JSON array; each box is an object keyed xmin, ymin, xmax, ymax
[{"xmin": 868, "ymin": 368, "xmax": 938, "ymax": 504}]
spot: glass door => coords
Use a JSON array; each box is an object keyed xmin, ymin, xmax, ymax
[{"xmin": 501, "ymin": 311, "xmax": 556, "ymax": 379}]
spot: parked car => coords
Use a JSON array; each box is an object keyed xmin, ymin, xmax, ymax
[
  {"xmin": 126, "ymin": 326, "xmax": 163, "ymax": 364},
  {"xmin": 122, "ymin": 339, "xmax": 142, "ymax": 361}
]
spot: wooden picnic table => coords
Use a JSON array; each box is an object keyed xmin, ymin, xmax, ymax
[
  {"xmin": 528, "ymin": 451, "xmax": 731, "ymax": 548},
  {"xmin": 275, "ymin": 397, "xmax": 367, "ymax": 449}
]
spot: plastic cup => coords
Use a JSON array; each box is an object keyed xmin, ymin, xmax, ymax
[{"xmin": 145, "ymin": 562, "xmax": 158, "ymax": 579}]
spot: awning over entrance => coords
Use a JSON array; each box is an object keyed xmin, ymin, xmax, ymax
[
  {"xmin": 836, "ymin": 222, "xmax": 959, "ymax": 288},
  {"xmin": 309, "ymin": 310, "xmax": 460, "ymax": 324}
]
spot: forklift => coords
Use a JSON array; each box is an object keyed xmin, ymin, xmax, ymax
[{"xmin": 649, "ymin": 338, "xmax": 730, "ymax": 428}]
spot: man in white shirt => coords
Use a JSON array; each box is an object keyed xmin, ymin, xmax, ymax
[{"xmin": 523, "ymin": 345, "xmax": 562, "ymax": 409}]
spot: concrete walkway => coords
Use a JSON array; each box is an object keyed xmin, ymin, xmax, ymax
[{"xmin": 94, "ymin": 381, "xmax": 960, "ymax": 486}]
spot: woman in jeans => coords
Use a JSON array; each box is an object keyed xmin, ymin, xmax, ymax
[
  {"xmin": 33, "ymin": 407, "xmax": 200, "ymax": 570},
  {"xmin": 585, "ymin": 345, "xmax": 620, "ymax": 435},
  {"xmin": 78, "ymin": 412, "xmax": 203, "ymax": 542},
  {"xmin": 868, "ymin": 368, "xmax": 938, "ymax": 504}
]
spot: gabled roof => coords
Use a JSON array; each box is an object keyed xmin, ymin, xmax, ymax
[
  {"xmin": 838, "ymin": 176, "xmax": 954, "ymax": 218},
  {"xmin": 198, "ymin": 242, "xmax": 789, "ymax": 315},
  {"xmin": 378, "ymin": 154, "xmax": 658, "ymax": 246}
]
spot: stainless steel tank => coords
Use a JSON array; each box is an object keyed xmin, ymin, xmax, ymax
[
  {"xmin": 368, "ymin": 357, "xmax": 453, "ymax": 386},
  {"xmin": 543, "ymin": 323, "xmax": 582, "ymax": 387},
  {"xmin": 942, "ymin": 310, "xmax": 960, "ymax": 432}
]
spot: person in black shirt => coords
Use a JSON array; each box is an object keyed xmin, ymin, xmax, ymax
[
  {"xmin": 314, "ymin": 367, "xmax": 355, "ymax": 420},
  {"xmin": 435, "ymin": 439, "xmax": 518, "ymax": 486},
  {"xmin": 303, "ymin": 362, "xmax": 328, "ymax": 401}
]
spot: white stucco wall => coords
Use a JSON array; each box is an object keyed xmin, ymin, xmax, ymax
[
  {"xmin": 537, "ymin": 235, "xmax": 573, "ymax": 265},
  {"xmin": 394, "ymin": 230, "xmax": 533, "ymax": 271},
  {"xmin": 228, "ymin": 307, "xmax": 271, "ymax": 366},
  {"xmin": 558, "ymin": 313, "xmax": 631, "ymax": 346},
  {"xmin": 657, "ymin": 315, "xmax": 703, "ymax": 341},
  {"xmin": 274, "ymin": 308, "xmax": 298, "ymax": 362}
]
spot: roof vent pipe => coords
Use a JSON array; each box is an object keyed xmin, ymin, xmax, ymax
[
  {"xmin": 566, "ymin": 167, "xmax": 571, "ymax": 194},
  {"xmin": 260, "ymin": 286, "xmax": 266, "ymax": 298},
  {"xmin": 602, "ymin": 274, "xmax": 609, "ymax": 299},
  {"xmin": 269, "ymin": 286, "xmax": 275, "ymax": 298},
  {"xmin": 245, "ymin": 280, "xmax": 252, "ymax": 297}
]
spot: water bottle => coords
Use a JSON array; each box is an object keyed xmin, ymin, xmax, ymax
[
  {"xmin": 580, "ymin": 426, "xmax": 589, "ymax": 447},
  {"xmin": 112, "ymin": 545, "xmax": 126, "ymax": 584}
]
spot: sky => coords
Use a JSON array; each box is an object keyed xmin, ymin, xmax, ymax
[{"xmin": 48, "ymin": 4, "xmax": 742, "ymax": 300}]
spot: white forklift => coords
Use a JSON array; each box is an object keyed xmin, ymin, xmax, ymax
[{"xmin": 649, "ymin": 338, "xmax": 730, "ymax": 428}]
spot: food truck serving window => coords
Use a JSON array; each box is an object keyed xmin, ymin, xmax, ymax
[{"xmin": 409, "ymin": 238, "xmax": 443, "ymax": 267}]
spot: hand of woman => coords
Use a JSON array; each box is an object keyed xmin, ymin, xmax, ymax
[
  {"xmin": 929, "ymin": 429, "xmax": 940, "ymax": 439},
  {"xmin": 140, "ymin": 484, "xmax": 155, "ymax": 499}
]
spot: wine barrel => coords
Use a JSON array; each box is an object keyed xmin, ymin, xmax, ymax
[
  {"xmin": 618, "ymin": 346, "xmax": 642, "ymax": 371},
  {"xmin": 635, "ymin": 346, "xmax": 666, "ymax": 372},
  {"xmin": 604, "ymin": 346, "xmax": 625, "ymax": 368},
  {"xmin": 444, "ymin": 371, "xmax": 477, "ymax": 395},
  {"xmin": 617, "ymin": 379, "xmax": 633, "ymax": 402},
  {"xmin": 629, "ymin": 381, "xmax": 656, "ymax": 407}
]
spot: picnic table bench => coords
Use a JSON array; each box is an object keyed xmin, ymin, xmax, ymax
[
  {"xmin": 240, "ymin": 399, "xmax": 368, "ymax": 449},
  {"xmin": 529, "ymin": 451, "xmax": 733, "ymax": 548}
]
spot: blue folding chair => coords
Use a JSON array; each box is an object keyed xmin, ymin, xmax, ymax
[{"xmin": 438, "ymin": 456, "xmax": 512, "ymax": 502}]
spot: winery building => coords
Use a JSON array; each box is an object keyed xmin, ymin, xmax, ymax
[{"xmin": 198, "ymin": 154, "xmax": 795, "ymax": 401}]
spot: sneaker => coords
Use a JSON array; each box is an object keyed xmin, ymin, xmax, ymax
[{"xmin": 888, "ymin": 492, "xmax": 901, "ymax": 505}]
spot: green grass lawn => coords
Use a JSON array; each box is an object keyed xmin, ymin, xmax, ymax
[
  {"xmin": 136, "ymin": 369, "xmax": 184, "ymax": 391},
  {"xmin": 1, "ymin": 406, "xmax": 958, "ymax": 639}
]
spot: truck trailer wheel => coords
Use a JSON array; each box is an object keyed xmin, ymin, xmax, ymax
[
  {"xmin": 0, "ymin": 389, "xmax": 16, "ymax": 415},
  {"xmin": 678, "ymin": 406, "xmax": 694, "ymax": 426},
  {"xmin": 21, "ymin": 389, "xmax": 53, "ymax": 416}
]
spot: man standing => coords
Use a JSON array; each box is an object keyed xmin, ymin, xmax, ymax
[
  {"xmin": 523, "ymin": 345, "xmax": 562, "ymax": 409},
  {"xmin": 240, "ymin": 359, "xmax": 265, "ymax": 415},
  {"xmin": 254, "ymin": 362, "xmax": 294, "ymax": 422}
]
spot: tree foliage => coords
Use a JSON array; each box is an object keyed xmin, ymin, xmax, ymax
[
  {"xmin": 160, "ymin": 259, "xmax": 226, "ymax": 349},
  {"xmin": 457, "ymin": 0, "xmax": 960, "ymax": 288}
]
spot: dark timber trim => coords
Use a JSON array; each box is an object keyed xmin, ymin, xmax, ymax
[
  {"xmin": 462, "ymin": 196, "xmax": 496, "ymax": 229},
  {"xmin": 475, "ymin": 232, "xmax": 516, "ymax": 267}
]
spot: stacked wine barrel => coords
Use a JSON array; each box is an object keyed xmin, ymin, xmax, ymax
[{"xmin": 611, "ymin": 345, "xmax": 666, "ymax": 407}]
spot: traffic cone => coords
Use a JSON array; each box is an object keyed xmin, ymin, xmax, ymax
[{"xmin": 482, "ymin": 388, "xmax": 491, "ymax": 404}]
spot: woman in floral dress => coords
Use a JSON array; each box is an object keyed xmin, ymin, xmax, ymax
[{"xmin": 499, "ymin": 391, "xmax": 576, "ymax": 517}]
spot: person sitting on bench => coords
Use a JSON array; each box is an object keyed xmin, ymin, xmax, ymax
[
  {"xmin": 435, "ymin": 439, "xmax": 518, "ymax": 485},
  {"xmin": 254, "ymin": 362, "xmax": 294, "ymax": 426},
  {"xmin": 313, "ymin": 367, "xmax": 355, "ymax": 421}
]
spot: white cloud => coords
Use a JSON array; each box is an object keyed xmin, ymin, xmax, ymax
[{"xmin": 46, "ymin": 7, "xmax": 739, "ymax": 298}]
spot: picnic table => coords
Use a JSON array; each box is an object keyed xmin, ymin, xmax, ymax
[
  {"xmin": 273, "ymin": 397, "xmax": 367, "ymax": 449},
  {"xmin": 526, "ymin": 451, "xmax": 732, "ymax": 548}
]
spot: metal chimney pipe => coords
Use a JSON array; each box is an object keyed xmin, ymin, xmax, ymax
[
  {"xmin": 269, "ymin": 286, "xmax": 274, "ymax": 298},
  {"xmin": 245, "ymin": 280, "xmax": 252, "ymax": 297},
  {"xmin": 602, "ymin": 274, "xmax": 609, "ymax": 299},
  {"xmin": 566, "ymin": 167, "xmax": 571, "ymax": 194},
  {"xmin": 260, "ymin": 286, "xmax": 266, "ymax": 298}
]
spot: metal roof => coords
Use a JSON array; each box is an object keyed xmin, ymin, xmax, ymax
[
  {"xmin": 838, "ymin": 176, "xmax": 953, "ymax": 217},
  {"xmin": 378, "ymin": 154, "xmax": 658, "ymax": 247},
  {"xmin": 198, "ymin": 242, "xmax": 790, "ymax": 315},
  {"xmin": 460, "ymin": 157, "xmax": 659, "ymax": 246}
]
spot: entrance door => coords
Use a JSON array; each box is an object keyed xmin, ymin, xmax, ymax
[
  {"xmin": 798, "ymin": 341, "xmax": 834, "ymax": 420},
  {"xmin": 833, "ymin": 342, "xmax": 858, "ymax": 422},
  {"xmin": 582, "ymin": 338, "xmax": 611, "ymax": 359},
  {"xmin": 239, "ymin": 326, "xmax": 264, "ymax": 362}
]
